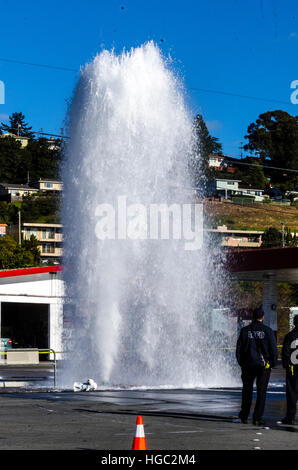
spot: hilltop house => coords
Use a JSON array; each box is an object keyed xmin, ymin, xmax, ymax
[
  {"xmin": 32, "ymin": 179, "xmax": 63, "ymax": 194},
  {"xmin": 208, "ymin": 178, "xmax": 265, "ymax": 202},
  {"xmin": 0, "ymin": 132, "xmax": 29, "ymax": 148},
  {"xmin": 0, "ymin": 183, "xmax": 39, "ymax": 201}
]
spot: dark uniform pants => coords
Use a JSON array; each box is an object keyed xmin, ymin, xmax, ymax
[
  {"xmin": 286, "ymin": 370, "xmax": 298, "ymax": 420},
  {"xmin": 239, "ymin": 366, "xmax": 271, "ymax": 421}
]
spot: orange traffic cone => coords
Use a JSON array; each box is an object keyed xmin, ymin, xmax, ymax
[{"xmin": 132, "ymin": 416, "xmax": 147, "ymax": 450}]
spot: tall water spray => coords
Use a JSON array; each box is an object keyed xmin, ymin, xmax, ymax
[{"xmin": 61, "ymin": 42, "xmax": 237, "ymax": 388}]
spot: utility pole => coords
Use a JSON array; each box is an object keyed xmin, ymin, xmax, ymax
[
  {"xmin": 18, "ymin": 211, "xmax": 21, "ymax": 245},
  {"xmin": 240, "ymin": 141, "xmax": 243, "ymax": 159},
  {"xmin": 281, "ymin": 222, "xmax": 285, "ymax": 248}
]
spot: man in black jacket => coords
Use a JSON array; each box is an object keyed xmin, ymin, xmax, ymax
[
  {"xmin": 236, "ymin": 306, "xmax": 278, "ymax": 425},
  {"xmin": 280, "ymin": 314, "xmax": 298, "ymax": 425}
]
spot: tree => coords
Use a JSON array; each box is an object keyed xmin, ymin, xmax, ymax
[
  {"xmin": 0, "ymin": 112, "xmax": 34, "ymax": 137},
  {"xmin": 284, "ymin": 227, "xmax": 298, "ymax": 247},
  {"xmin": 26, "ymin": 137, "xmax": 62, "ymax": 181},
  {"xmin": 0, "ymin": 201, "xmax": 19, "ymax": 225},
  {"xmin": 0, "ymin": 113, "xmax": 62, "ymax": 184},
  {"xmin": 22, "ymin": 234, "xmax": 41, "ymax": 265},
  {"xmin": 244, "ymin": 110, "xmax": 298, "ymax": 187},
  {"xmin": 240, "ymin": 159, "xmax": 267, "ymax": 190},
  {"xmin": 0, "ymin": 235, "xmax": 39, "ymax": 269},
  {"xmin": 190, "ymin": 114, "xmax": 223, "ymax": 193},
  {"xmin": 262, "ymin": 226, "xmax": 298, "ymax": 248},
  {"xmin": 210, "ymin": 136, "xmax": 223, "ymax": 155},
  {"xmin": 21, "ymin": 194, "xmax": 61, "ymax": 223},
  {"xmin": 262, "ymin": 227, "xmax": 282, "ymax": 247},
  {"xmin": 0, "ymin": 135, "xmax": 24, "ymax": 182}
]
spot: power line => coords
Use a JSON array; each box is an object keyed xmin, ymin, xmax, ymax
[
  {"xmin": 34, "ymin": 130, "xmax": 69, "ymax": 139},
  {"xmin": 223, "ymin": 159, "xmax": 298, "ymax": 174},
  {"xmin": 0, "ymin": 58, "xmax": 296, "ymax": 171},
  {"xmin": 189, "ymin": 86, "xmax": 291, "ymax": 106},
  {"xmin": 2, "ymin": 127, "xmax": 69, "ymax": 139},
  {"xmin": 0, "ymin": 57, "xmax": 77, "ymax": 73},
  {"xmin": 0, "ymin": 57, "xmax": 292, "ymax": 106}
]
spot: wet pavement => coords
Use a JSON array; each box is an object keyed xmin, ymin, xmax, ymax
[
  {"xmin": 0, "ymin": 364, "xmax": 296, "ymax": 450},
  {"xmin": 0, "ymin": 384, "xmax": 288, "ymax": 424},
  {"xmin": 0, "ymin": 361, "xmax": 287, "ymax": 419}
]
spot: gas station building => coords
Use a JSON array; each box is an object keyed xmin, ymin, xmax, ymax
[
  {"xmin": 227, "ymin": 247, "xmax": 298, "ymax": 335},
  {"xmin": 0, "ymin": 266, "xmax": 63, "ymax": 353}
]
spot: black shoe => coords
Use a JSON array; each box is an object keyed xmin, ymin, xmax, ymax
[
  {"xmin": 238, "ymin": 413, "xmax": 248, "ymax": 424},
  {"xmin": 281, "ymin": 417, "xmax": 295, "ymax": 425},
  {"xmin": 253, "ymin": 419, "xmax": 265, "ymax": 426}
]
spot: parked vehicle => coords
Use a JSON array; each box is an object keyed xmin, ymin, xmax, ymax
[
  {"xmin": 265, "ymin": 187, "xmax": 284, "ymax": 201},
  {"xmin": 286, "ymin": 191, "xmax": 298, "ymax": 202},
  {"xmin": 0, "ymin": 338, "xmax": 13, "ymax": 350}
]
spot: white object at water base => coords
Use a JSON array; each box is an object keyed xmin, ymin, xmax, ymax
[{"xmin": 73, "ymin": 378, "xmax": 98, "ymax": 392}]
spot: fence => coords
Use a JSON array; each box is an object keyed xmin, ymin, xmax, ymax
[{"xmin": 0, "ymin": 348, "xmax": 58, "ymax": 387}]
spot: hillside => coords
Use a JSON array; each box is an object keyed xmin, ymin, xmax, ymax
[{"xmin": 204, "ymin": 200, "xmax": 298, "ymax": 231}]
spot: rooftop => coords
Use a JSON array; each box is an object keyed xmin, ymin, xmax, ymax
[
  {"xmin": 215, "ymin": 178, "xmax": 242, "ymax": 182},
  {"xmin": 0, "ymin": 183, "xmax": 38, "ymax": 190},
  {"xmin": 37, "ymin": 179, "xmax": 62, "ymax": 184},
  {"xmin": 206, "ymin": 228, "xmax": 264, "ymax": 234},
  {"xmin": 23, "ymin": 222, "xmax": 63, "ymax": 228},
  {"xmin": 0, "ymin": 265, "xmax": 63, "ymax": 279}
]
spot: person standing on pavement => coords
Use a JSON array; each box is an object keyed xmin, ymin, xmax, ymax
[
  {"xmin": 280, "ymin": 314, "xmax": 298, "ymax": 425},
  {"xmin": 236, "ymin": 306, "xmax": 278, "ymax": 425}
]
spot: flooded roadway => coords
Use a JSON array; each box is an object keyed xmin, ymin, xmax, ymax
[
  {"xmin": 0, "ymin": 364, "xmax": 290, "ymax": 424},
  {"xmin": 0, "ymin": 364, "xmax": 297, "ymax": 451}
]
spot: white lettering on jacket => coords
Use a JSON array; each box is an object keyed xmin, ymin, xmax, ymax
[{"xmin": 248, "ymin": 331, "xmax": 265, "ymax": 339}]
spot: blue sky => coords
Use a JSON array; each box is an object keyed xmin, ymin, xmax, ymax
[{"xmin": 0, "ymin": 0, "xmax": 297, "ymax": 156}]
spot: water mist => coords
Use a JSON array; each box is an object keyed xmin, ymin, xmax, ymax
[{"xmin": 61, "ymin": 42, "xmax": 237, "ymax": 388}]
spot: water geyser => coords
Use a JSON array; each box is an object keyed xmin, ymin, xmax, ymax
[{"xmin": 61, "ymin": 42, "xmax": 236, "ymax": 388}]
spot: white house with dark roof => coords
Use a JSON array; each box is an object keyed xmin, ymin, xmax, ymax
[
  {"xmin": 208, "ymin": 178, "xmax": 265, "ymax": 201},
  {"xmin": 0, "ymin": 183, "xmax": 39, "ymax": 201}
]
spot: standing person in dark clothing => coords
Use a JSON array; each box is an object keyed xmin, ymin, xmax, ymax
[
  {"xmin": 236, "ymin": 306, "xmax": 278, "ymax": 425},
  {"xmin": 280, "ymin": 315, "xmax": 298, "ymax": 425}
]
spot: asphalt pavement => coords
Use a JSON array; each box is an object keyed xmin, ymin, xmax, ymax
[{"xmin": 0, "ymin": 364, "xmax": 297, "ymax": 451}]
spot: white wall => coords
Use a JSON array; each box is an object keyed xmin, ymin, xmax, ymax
[{"xmin": 0, "ymin": 273, "xmax": 64, "ymax": 355}]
